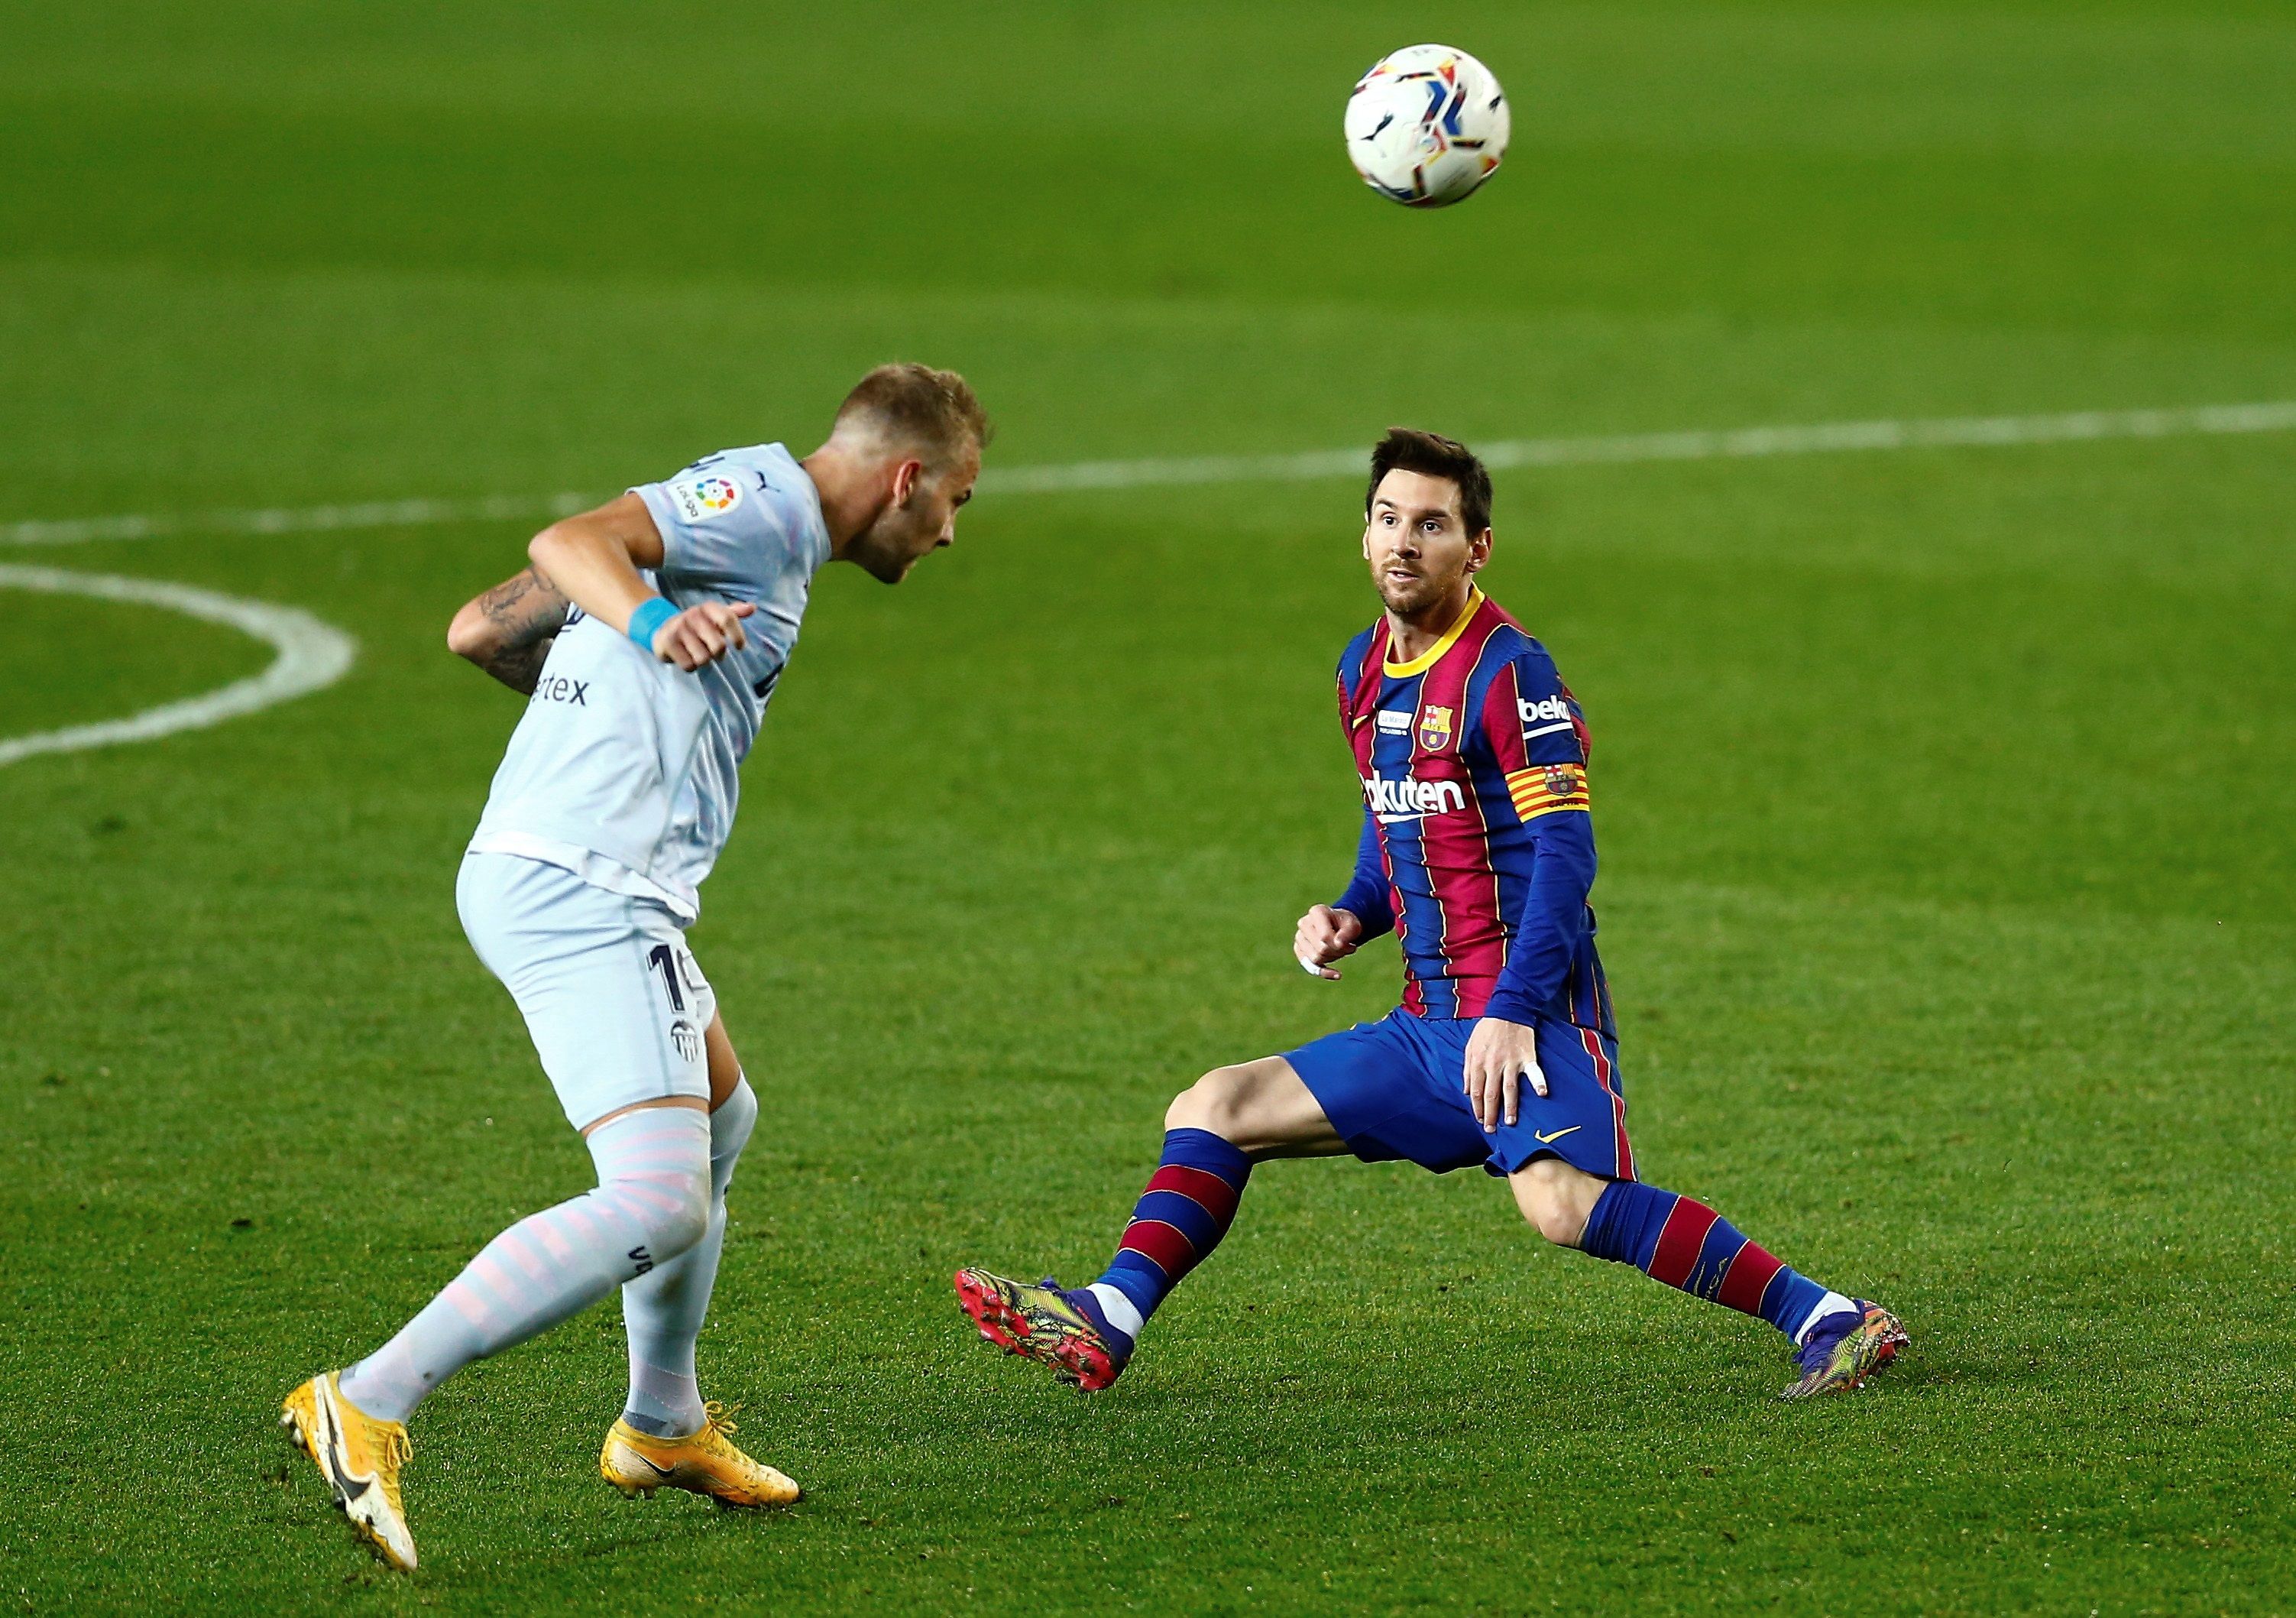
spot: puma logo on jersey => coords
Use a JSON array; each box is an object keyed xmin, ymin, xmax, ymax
[{"xmin": 1362, "ymin": 773, "xmax": 1466, "ymax": 821}]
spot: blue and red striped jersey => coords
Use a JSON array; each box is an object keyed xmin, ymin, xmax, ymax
[{"xmin": 1330, "ymin": 585, "xmax": 1611, "ymax": 1032}]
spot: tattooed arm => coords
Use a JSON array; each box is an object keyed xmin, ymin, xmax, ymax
[{"xmin": 445, "ymin": 566, "xmax": 572, "ymax": 694}]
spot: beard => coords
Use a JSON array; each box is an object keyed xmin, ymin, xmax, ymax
[
  {"xmin": 848, "ymin": 516, "xmax": 925, "ymax": 583},
  {"xmin": 1373, "ymin": 566, "xmax": 1454, "ymax": 617}
]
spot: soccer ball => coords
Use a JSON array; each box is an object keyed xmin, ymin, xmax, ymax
[{"xmin": 1343, "ymin": 44, "xmax": 1511, "ymax": 208}]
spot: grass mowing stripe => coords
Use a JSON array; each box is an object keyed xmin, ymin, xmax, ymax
[
  {"xmin": 5, "ymin": 398, "xmax": 2293, "ymax": 547},
  {"xmin": 0, "ymin": 565, "xmax": 356, "ymax": 767},
  {"xmin": 985, "ymin": 399, "xmax": 2296, "ymax": 491}
]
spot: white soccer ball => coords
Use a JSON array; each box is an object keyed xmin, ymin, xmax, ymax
[{"xmin": 1343, "ymin": 44, "xmax": 1511, "ymax": 208}]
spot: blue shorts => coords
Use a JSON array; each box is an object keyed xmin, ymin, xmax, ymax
[{"xmin": 1286, "ymin": 1009, "xmax": 1634, "ymax": 1180}]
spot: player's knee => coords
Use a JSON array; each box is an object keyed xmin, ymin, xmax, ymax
[
  {"xmin": 646, "ymin": 1165, "xmax": 713, "ymax": 1260},
  {"xmin": 1162, "ymin": 1078, "xmax": 1215, "ymax": 1134},
  {"xmin": 1513, "ymin": 1161, "xmax": 1596, "ymax": 1247},
  {"xmin": 1164, "ymin": 1066, "xmax": 1251, "ymax": 1141},
  {"xmin": 1524, "ymin": 1196, "xmax": 1586, "ymax": 1247},
  {"xmin": 601, "ymin": 1159, "xmax": 711, "ymax": 1261}
]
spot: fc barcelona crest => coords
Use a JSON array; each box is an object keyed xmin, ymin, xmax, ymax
[{"xmin": 1418, "ymin": 704, "xmax": 1455, "ymax": 752}]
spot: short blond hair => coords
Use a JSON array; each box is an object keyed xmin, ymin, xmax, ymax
[{"xmin": 836, "ymin": 364, "xmax": 992, "ymax": 462}]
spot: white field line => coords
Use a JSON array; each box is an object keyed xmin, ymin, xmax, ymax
[
  {"xmin": 3, "ymin": 399, "xmax": 2293, "ymax": 548},
  {"xmin": 0, "ymin": 566, "xmax": 358, "ymax": 767},
  {"xmin": 990, "ymin": 399, "xmax": 2296, "ymax": 491},
  {"xmin": 0, "ymin": 491, "xmax": 601, "ymax": 550}
]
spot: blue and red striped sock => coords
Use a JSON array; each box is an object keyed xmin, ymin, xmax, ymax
[
  {"xmin": 1070, "ymin": 1128, "xmax": 1252, "ymax": 1353},
  {"xmin": 1580, "ymin": 1181, "xmax": 1844, "ymax": 1341}
]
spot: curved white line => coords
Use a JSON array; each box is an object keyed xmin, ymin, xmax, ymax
[
  {"xmin": 2, "ymin": 399, "xmax": 2292, "ymax": 546},
  {"xmin": 0, "ymin": 566, "xmax": 358, "ymax": 767}
]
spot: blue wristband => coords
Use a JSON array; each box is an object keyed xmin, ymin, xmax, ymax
[{"xmin": 626, "ymin": 596, "xmax": 677, "ymax": 653}]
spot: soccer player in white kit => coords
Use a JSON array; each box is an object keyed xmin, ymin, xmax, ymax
[{"xmin": 281, "ymin": 365, "xmax": 989, "ymax": 1571}]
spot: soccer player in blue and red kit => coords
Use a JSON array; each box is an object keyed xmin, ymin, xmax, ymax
[{"xmin": 957, "ymin": 429, "xmax": 1906, "ymax": 1401}]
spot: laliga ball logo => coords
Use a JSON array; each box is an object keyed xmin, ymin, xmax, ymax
[
  {"xmin": 1344, "ymin": 44, "xmax": 1511, "ymax": 208},
  {"xmin": 671, "ymin": 474, "xmax": 746, "ymax": 524}
]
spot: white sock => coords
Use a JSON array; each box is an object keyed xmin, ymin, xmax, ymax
[
  {"xmin": 339, "ymin": 1107, "xmax": 712, "ymax": 1425},
  {"xmin": 1086, "ymin": 1283, "xmax": 1145, "ymax": 1341},
  {"xmin": 620, "ymin": 1078, "xmax": 757, "ymax": 1437},
  {"xmin": 1792, "ymin": 1289, "xmax": 1859, "ymax": 1345}
]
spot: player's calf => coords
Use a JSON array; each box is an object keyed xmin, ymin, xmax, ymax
[
  {"xmin": 1568, "ymin": 1175, "xmax": 1905, "ymax": 1396},
  {"xmin": 332, "ymin": 1109, "xmax": 713, "ymax": 1428},
  {"xmin": 619, "ymin": 1076, "xmax": 757, "ymax": 1440}
]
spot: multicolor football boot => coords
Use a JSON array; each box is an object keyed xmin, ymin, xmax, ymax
[
  {"xmin": 1779, "ymin": 1299, "xmax": 1909, "ymax": 1400},
  {"xmin": 600, "ymin": 1403, "xmax": 801, "ymax": 1507},
  {"xmin": 954, "ymin": 1267, "xmax": 1130, "ymax": 1391},
  {"xmin": 279, "ymin": 1372, "xmax": 417, "ymax": 1571}
]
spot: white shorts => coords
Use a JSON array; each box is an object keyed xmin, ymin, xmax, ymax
[{"xmin": 457, "ymin": 851, "xmax": 715, "ymax": 1130}]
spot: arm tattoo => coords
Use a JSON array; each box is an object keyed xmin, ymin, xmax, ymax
[
  {"xmin": 478, "ymin": 566, "xmax": 570, "ymax": 642},
  {"xmin": 479, "ymin": 635, "xmax": 556, "ymax": 696},
  {"xmin": 467, "ymin": 566, "xmax": 571, "ymax": 694}
]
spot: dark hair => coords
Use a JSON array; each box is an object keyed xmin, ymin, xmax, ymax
[
  {"xmin": 836, "ymin": 363, "xmax": 994, "ymax": 461},
  {"xmin": 1366, "ymin": 427, "xmax": 1491, "ymax": 536}
]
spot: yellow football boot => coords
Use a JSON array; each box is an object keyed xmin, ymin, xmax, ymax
[
  {"xmin": 280, "ymin": 1373, "xmax": 417, "ymax": 1571},
  {"xmin": 600, "ymin": 1403, "xmax": 800, "ymax": 1508}
]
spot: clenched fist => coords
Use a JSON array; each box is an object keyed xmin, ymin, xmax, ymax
[
  {"xmin": 1294, "ymin": 903, "xmax": 1367, "ymax": 980},
  {"xmin": 649, "ymin": 601, "xmax": 756, "ymax": 671}
]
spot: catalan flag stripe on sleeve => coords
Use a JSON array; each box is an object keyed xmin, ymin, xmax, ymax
[{"xmin": 1504, "ymin": 760, "xmax": 1590, "ymax": 822}]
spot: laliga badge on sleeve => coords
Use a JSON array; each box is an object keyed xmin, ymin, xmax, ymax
[{"xmin": 672, "ymin": 475, "xmax": 744, "ymax": 524}]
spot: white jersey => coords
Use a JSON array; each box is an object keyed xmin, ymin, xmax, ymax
[{"xmin": 468, "ymin": 443, "xmax": 831, "ymax": 920}]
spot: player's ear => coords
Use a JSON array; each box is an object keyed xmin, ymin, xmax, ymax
[
  {"xmin": 891, "ymin": 458, "xmax": 925, "ymax": 506},
  {"xmin": 1465, "ymin": 527, "xmax": 1493, "ymax": 573}
]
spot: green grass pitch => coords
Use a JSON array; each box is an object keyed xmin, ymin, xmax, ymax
[{"xmin": 3, "ymin": 2, "xmax": 2293, "ymax": 1611}]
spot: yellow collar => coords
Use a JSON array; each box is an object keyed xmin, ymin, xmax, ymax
[{"xmin": 1382, "ymin": 586, "xmax": 1485, "ymax": 677}]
